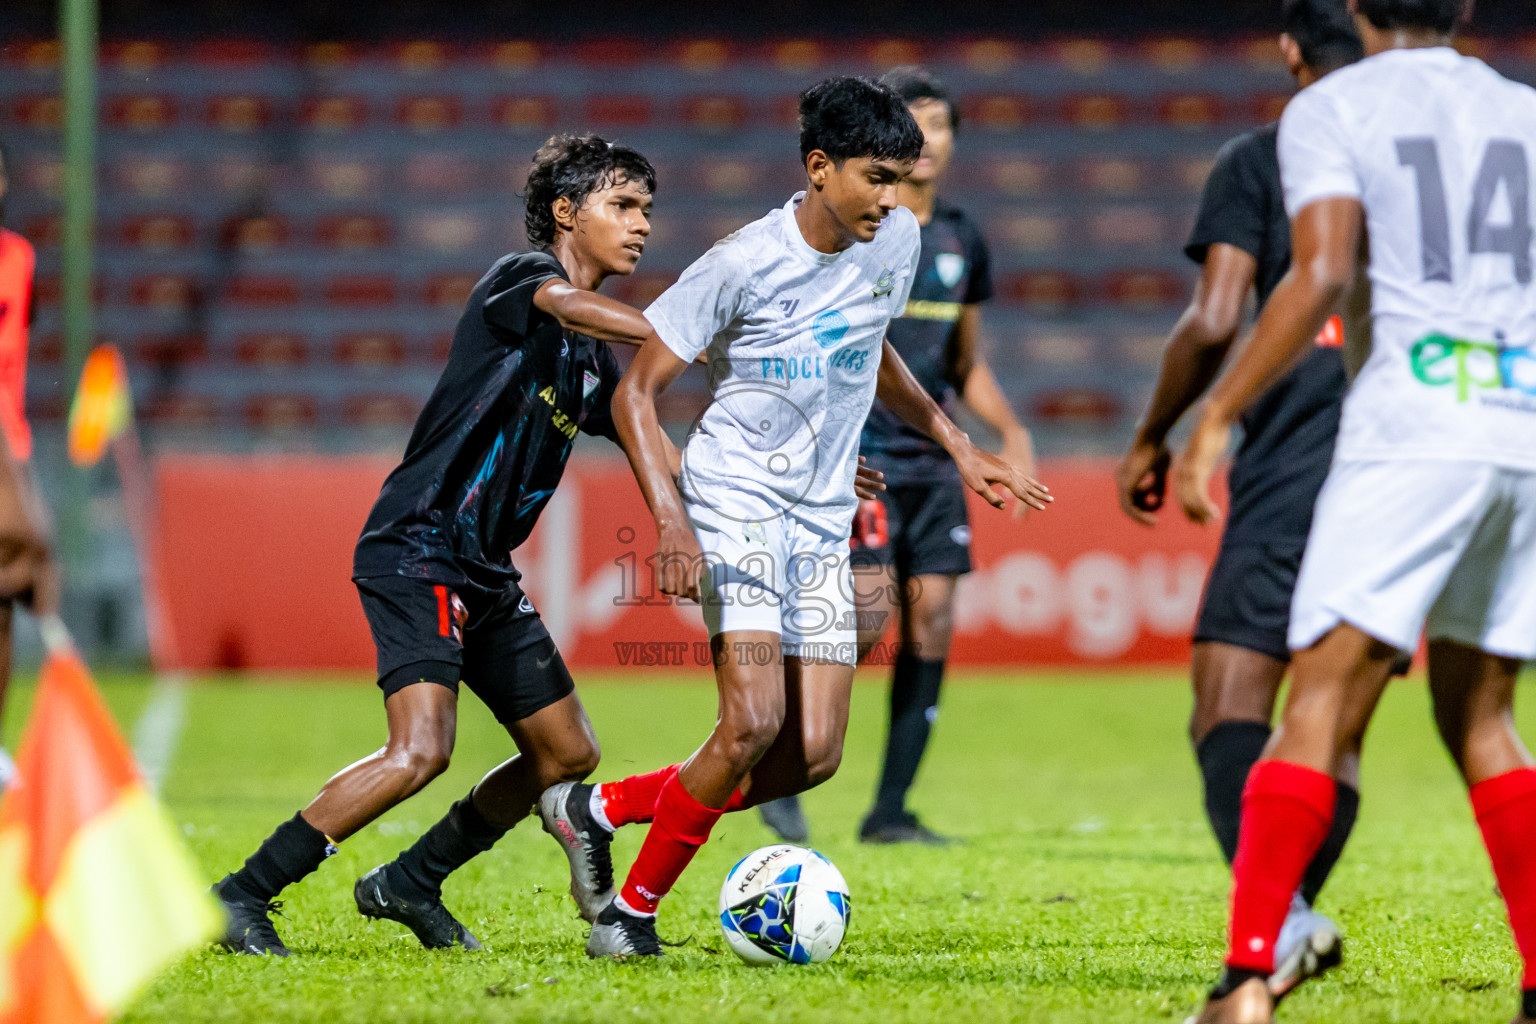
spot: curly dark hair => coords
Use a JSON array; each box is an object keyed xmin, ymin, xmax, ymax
[
  {"xmin": 1284, "ymin": 0, "xmax": 1365, "ymax": 71},
  {"xmin": 1356, "ymin": 0, "xmax": 1466, "ymax": 32},
  {"xmin": 798, "ymin": 76, "xmax": 924, "ymax": 166},
  {"xmin": 522, "ymin": 133, "xmax": 656, "ymax": 250},
  {"xmin": 879, "ymin": 65, "xmax": 962, "ymax": 133}
]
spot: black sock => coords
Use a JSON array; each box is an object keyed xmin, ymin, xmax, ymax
[
  {"xmin": 228, "ymin": 812, "xmax": 335, "ymax": 902},
  {"xmin": 1195, "ymin": 721, "xmax": 1272, "ymax": 864},
  {"xmin": 1211, "ymin": 966, "xmax": 1267, "ymax": 999},
  {"xmin": 870, "ymin": 654, "xmax": 945, "ymax": 823},
  {"xmin": 1523, "ymin": 987, "xmax": 1536, "ymax": 1018},
  {"xmin": 1300, "ymin": 781, "xmax": 1358, "ymax": 906},
  {"xmin": 391, "ymin": 791, "xmax": 510, "ymax": 899}
]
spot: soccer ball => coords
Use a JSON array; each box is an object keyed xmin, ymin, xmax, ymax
[{"xmin": 718, "ymin": 844, "xmax": 850, "ymax": 965}]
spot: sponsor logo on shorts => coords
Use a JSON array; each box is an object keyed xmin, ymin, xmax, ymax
[
  {"xmin": 811, "ymin": 309, "xmax": 850, "ymax": 348},
  {"xmin": 950, "ymin": 525, "xmax": 972, "ymax": 547},
  {"xmin": 518, "ymin": 594, "xmax": 536, "ymax": 614},
  {"xmin": 1410, "ymin": 332, "xmax": 1536, "ymax": 403},
  {"xmin": 582, "ymin": 369, "xmax": 600, "ymax": 398}
]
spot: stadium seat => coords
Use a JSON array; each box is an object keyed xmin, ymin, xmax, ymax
[
  {"xmin": 189, "ymin": 39, "xmax": 281, "ymax": 69},
  {"xmin": 401, "ymin": 154, "xmax": 481, "ymax": 195},
  {"xmin": 427, "ymin": 332, "xmax": 454, "ymax": 363},
  {"xmin": 325, "ymin": 275, "xmax": 398, "ymax": 308},
  {"xmin": 1250, "ymin": 93, "xmax": 1291, "ymax": 124},
  {"xmin": 343, "ymin": 394, "xmax": 423, "ymax": 427},
  {"xmin": 106, "ymin": 96, "xmax": 178, "ymax": 134},
  {"xmin": 573, "ymin": 39, "xmax": 646, "ymax": 68},
  {"xmin": 307, "ymin": 159, "xmax": 384, "ymax": 200},
  {"xmin": 133, "ymin": 334, "xmax": 209, "ymax": 367},
  {"xmin": 221, "ymin": 275, "xmax": 300, "ymax": 308},
  {"xmin": 955, "ymin": 38, "xmax": 1019, "ymax": 76},
  {"xmin": 1080, "ymin": 158, "xmax": 1144, "ymax": 196},
  {"xmin": 1156, "ymin": 93, "xmax": 1226, "ymax": 131},
  {"xmin": 316, "ymin": 215, "xmax": 391, "ymax": 250},
  {"xmin": 671, "ymin": 39, "xmax": 733, "ymax": 74},
  {"xmin": 682, "ymin": 96, "xmax": 749, "ymax": 134},
  {"xmin": 9, "ymin": 96, "xmax": 61, "ymax": 133},
  {"xmin": 205, "ymin": 95, "xmax": 277, "ymax": 133},
  {"xmin": 1050, "ymin": 38, "xmax": 1114, "ymax": 76},
  {"xmin": 583, "ymin": 95, "xmax": 653, "ymax": 128},
  {"xmin": 235, "ymin": 333, "xmax": 309, "ymax": 368},
  {"xmin": 105, "ymin": 40, "xmax": 170, "ymax": 76},
  {"xmin": 393, "ymin": 40, "xmax": 453, "ymax": 76},
  {"xmin": 301, "ymin": 96, "xmax": 369, "ymax": 133},
  {"xmin": 335, "ymin": 333, "xmax": 407, "ymax": 369},
  {"xmin": 1061, "ymin": 94, "xmax": 1129, "ymax": 132},
  {"xmin": 130, "ymin": 274, "xmax": 202, "ymax": 310},
  {"xmin": 142, "ymin": 393, "xmax": 221, "ymax": 428},
  {"xmin": 396, "ymin": 96, "xmax": 463, "ymax": 134},
  {"xmin": 244, "ymin": 393, "xmax": 319, "ymax": 430},
  {"xmin": 1141, "ymin": 37, "xmax": 1207, "ymax": 75},
  {"xmin": 696, "ymin": 160, "xmax": 757, "ymax": 198},
  {"xmin": 422, "ymin": 274, "xmax": 479, "ymax": 310},
  {"xmin": 1029, "ymin": 387, "xmax": 1122, "ymax": 425},
  {"xmin": 305, "ymin": 42, "xmax": 358, "ymax": 74},
  {"xmin": 406, "ymin": 212, "xmax": 484, "ymax": 254},
  {"xmin": 994, "ymin": 214, "xmax": 1067, "ymax": 255},
  {"xmin": 1025, "ymin": 333, "xmax": 1098, "ymax": 366},
  {"xmin": 964, "ymin": 95, "xmax": 1032, "ymax": 133},
  {"xmin": 979, "ymin": 157, "xmax": 1051, "ymax": 197},
  {"xmin": 865, "ymin": 39, "xmax": 925, "ymax": 68},
  {"xmin": 1088, "ymin": 208, "xmax": 1168, "ymax": 248},
  {"xmin": 224, "ymin": 215, "xmax": 290, "ymax": 253},
  {"xmin": 119, "ymin": 215, "xmax": 196, "ymax": 252},
  {"xmin": 492, "ymin": 96, "xmax": 557, "ymax": 132},
  {"xmin": 29, "ymin": 335, "xmax": 63, "ymax": 367},
  {"xmin": 112, "ymin": 157, "xmax": 190, "ymax": 199},
  {"xmin": 998, "ymin": 271, "xmax": 1084, "ymax": 312},
  {"xmin": 767, "ymin": 39, "xmax": 824, "ymax": 74},
  {"xmin": 1101, "ymin": 270, "xmax": 1186, "ymax": 310},
  {"xmin": 21, "ymin": 216, "xmax": 60, "ymax": 249},
  {"xmin": 211, "ymin": 156, "xmax": 276, "ymax": 197},
  {"xmin": 485, "ymin": 40, "xmax": 542, "ymax": 73}
]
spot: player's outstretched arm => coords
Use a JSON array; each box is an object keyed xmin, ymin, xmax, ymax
[
  {"xmin": 532, "ymin": 280, "xmax": 658, "ymax": 348},
  {"xmin": 1174, "ymin": 197, "xmax": 1364, "ymax": 524},
  {"xmin": 1116, "ymin": 243, "xmax": 1255, "ymax": 526},
  {"xmin": 949, "ymin": 306, "xmax": 1036, "ymax": 519},
  {"xmin": 876, "ymin": 338, "xmax": 1051, "ymax": 515},
  {"xmin": 612, "ymin": 337, "xmax": 704, "ymax": 601}
]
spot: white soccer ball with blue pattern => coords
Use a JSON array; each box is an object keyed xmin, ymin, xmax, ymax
[{"xmin": 718, "ymin": 844, "xmax": 850, "ymax": 965}]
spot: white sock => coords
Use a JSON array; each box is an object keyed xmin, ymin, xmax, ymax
[
  {"xmin": 588, "ymin": 785, "xmax": 615, "ymax": 833},
  {"xmin": 613, "ymin": 892, "xmax": 655, "ymax": 919}
]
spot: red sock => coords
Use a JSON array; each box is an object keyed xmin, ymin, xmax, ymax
[
  {"xmin": 619, "ymin": 774, "xmax": 723, "ymax": 915},
  {"xmin": 600, "ymin": 765, "xmax": 746, "ymax": 827},
  {"xmin": 1226, "ymin": 760, "xmax": 1337, "ymax": 973},
  {"xmin": 600, "ymin": 764, "xmax": 680, "ymax": 828},
  {"xmin": 1471, "ymin": 767, "xmax": 1536, "ymax": 988}
]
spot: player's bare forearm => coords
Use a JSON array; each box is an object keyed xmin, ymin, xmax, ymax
[
  {"xmin": 1200, "ymin": 200, "xmax": 1363, "ymax": 427},
  {"xmin": 533, "ymin": 280, "xmax": 658, "ymax": 347}
]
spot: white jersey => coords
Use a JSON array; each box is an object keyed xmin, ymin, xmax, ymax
[
  {"xmin": 1279, "ymin": 47, "xmax": 1536, "ymax": 471},
  {"xmin": 645, "ymin": 193, "xmax": 921, "ymax": 535}
]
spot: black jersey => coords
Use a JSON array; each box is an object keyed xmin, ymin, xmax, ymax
[
  {"xmin": 859, "ymin": 204, "xmax": 994, "ymax": 486},
  {"xmin": 1185, "ymin": 124, "xmax": 1348, "ymax": 544},
  {"xmin": 353, "ymin": 250, "xmax": 621, "ymax": 592}
]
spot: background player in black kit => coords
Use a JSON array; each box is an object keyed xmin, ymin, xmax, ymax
[
  {"xmin": 757, "ymin": 67, "xmax": 1036, "ymax": 846},
  {"xmin": 211, "ymin": 134, "xmax": 672, "ymax": 956},
  {"xmin": 1115, "ymin": 0, "xmax": 1363, "ymax": 999}
]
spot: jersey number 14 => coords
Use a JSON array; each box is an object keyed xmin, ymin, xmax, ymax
[{"xmin": 1397, "ymin": 137, "xmax": 1532, "ymax": 285}]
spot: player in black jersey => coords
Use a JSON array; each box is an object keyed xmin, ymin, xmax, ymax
[
  {"xmin": 756, "ymin": 67, "xmax": 1036, "ymax": 846},
  {"xmin": 211, "ymin": 134, "xmax": 672, "ymax": 956},
  {"xmin": 1115, "ymin": 0, "xmax": 1363, "ymax": 1001}
]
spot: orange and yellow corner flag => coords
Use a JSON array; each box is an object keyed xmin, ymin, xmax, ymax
[
  {"xmin": 0, "ymin": 649, "xmax": 218, "ymax": 1024},
  {"xmin": 67, "ymin": 346, "xmax": 132, "ymax": 469}
]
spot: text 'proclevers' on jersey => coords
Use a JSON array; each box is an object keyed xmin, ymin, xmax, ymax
[
  {"xmin": 645, "ymin": 193, "xmax": 921, "ymax": 534},
  {"xmin": 1279, "ymin": 46, "xmax": 1536, "ymax": 470}
]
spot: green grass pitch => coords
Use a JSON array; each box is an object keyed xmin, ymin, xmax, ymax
[{"xmin": 6, "ymin": 669, "xmax": 1530, "ymax": 1023}]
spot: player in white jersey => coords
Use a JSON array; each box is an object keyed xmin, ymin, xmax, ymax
[
  {"xmin": 538, "ymin": 77, "xmax": 1050, "ymax": 959},
  {"xmin": 1176, "ymin": 2, "xmax": 1536, "ymax": 1022}
]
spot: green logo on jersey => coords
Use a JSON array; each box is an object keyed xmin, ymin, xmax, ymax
[
  {"xmin": 872, "ymin": 266, "xmax": 894, "ymax": 298},
  {"xmin": 1410, "ymin": 333, "xmax": 1536, "ymax": 403}
]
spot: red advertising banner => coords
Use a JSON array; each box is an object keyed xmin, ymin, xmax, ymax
[{"xmin": 152, "ymin": 454, "xmax": 1223, "ymax": 671}]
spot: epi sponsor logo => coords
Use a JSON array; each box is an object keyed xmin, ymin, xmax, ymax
[{"xmin": 1410, "ymin": 333, "xmax": 1536, "ymax": 403}]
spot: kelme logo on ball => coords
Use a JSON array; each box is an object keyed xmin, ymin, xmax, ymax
[{"xmin": 811, "ymin": 310, "xmax": 850, "ymax": 349}]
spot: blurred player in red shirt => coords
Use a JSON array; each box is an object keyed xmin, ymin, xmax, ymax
[{"xmin": 0, "ymin": 137, "xmax": 58, "ymax": 789}]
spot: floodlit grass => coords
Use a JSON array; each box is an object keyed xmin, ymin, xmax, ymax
[{"xmin": 6, "ymin": 669, "xmax": 1530, "ymax": 1022}]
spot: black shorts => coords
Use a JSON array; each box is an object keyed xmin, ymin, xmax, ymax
[
  {"xmin": 354, "ymin": 574, "xmax": 575, "ymax": 726},
  {"xmin": 849, "ymin": 482, "xmax": 972, "ymax": 578},
  {"xmin": 1192, "ymin": 539, "xmax": 1305, "ymax": 664}
]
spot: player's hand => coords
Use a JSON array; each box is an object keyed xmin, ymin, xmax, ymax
[
  {"xmin": 1000, "ymin": 431, "xmax": 1037, "ymax": 521},
  {"xmin": 1173, "ymin": 408, "xmax": 1230, "ymax": 525},
  {"xmin": 953, "ymin": 440, "xmax": 1052, "ymax": 515},
  {"xmin": 853, "ymin": 456, "xmax": 886, "ymax": 501},
  {"xmin": 1115, "ymin": 438, "xmax": 1171, "ymax": 527},
  {"xmin": 654, "ymin": 520, "xmax": 705, "ymax": 603}
]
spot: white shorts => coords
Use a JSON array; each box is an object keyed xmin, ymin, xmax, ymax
[
  {"xmin": 1289, "ymin": 459, "xmax": 1536, "ymax": 660},
  {"xmin": 687, "ymin": 503, "xmax": 857, "ymax": 665}
]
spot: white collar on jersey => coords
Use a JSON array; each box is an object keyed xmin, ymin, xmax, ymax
[{"xmin": 781, "ymin": 192, "xmax": 851, "ymax": 265}]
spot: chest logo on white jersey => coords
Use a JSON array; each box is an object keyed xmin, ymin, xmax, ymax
[
  {"xmin": 872, "ymin": 266, "xmax": 895, "ymax": 298},
  {"xmin": 935, "ymin": 253, "xmax": 966, "ymax": 289},
  {"xmin": 811, "ymin": 310, "xmax": 850, "ymax": 348},
  {"xmin": 777, "ymin": 298, "xmax": 800, "ymax": 317},
  {"xmin": 582, "ymin": 369, "xmax": 600, "ymax": 398}
]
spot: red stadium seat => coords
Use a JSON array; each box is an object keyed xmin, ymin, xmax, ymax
[
  {"xmin": 10, "ymin": 96, "xmax": 61, "ymax": 132},
  {"xmin": 864, "ymin": 39, "xmax": 925, "ymax": 68},
  {"xmin": 995, "ymin": 214, "xmax": 1066, "ymax": 255},
  {"xmin": 1101, "ymin": 270, "xmax": 1185, "ymax": 310},
  {"xmin": 13, "ymin": 41, "xmax": 60, "ymax": 74},
  {"xmin": 963, "ymin": 95, "xmax": 1033, "ymax": 133},
  {"xmin": 671, "ymin": 39, "xmax": 733, "ymax": 74},
  {"xmin": 485, "ymin": 41, "xmax": 542, "ymax": 73},
  {"xmin": 236, "ymin": 334, "xmax": 308, "ymax": 368},
  {"xmin": 980, "ymin": 157, "xmax": 1051, "ymax": 197},
  {"xmin": 119, "ymin": 214, "xmax": 196, "ymax": 251},
  {"xmin": 106, "ymin": 95, "xmax": 178, "ymax": 133},
  {"xmin": 211, "ymin": 156, "xmax": 275, "ymax": 197},
  {"xmin": 112, "ymin": 156, "xmax": 189, "ymax": 199},
  {"xmin": 316, "ymin": 214, "xmax": 391, "ymax": 250},
  {"xmin": 1250, "ymin": 93, "xmax": 1291, "ymax": 125},
  {"xmin": 1030, "ymin": 388, "xmax": 1122, "ymax": 425},
  {"xmin": 105, "ymin": 41, "xmax": 170, "ymax": 75},
  {"xmin": 343, "ymin": 394, "xmax": 422, "ymax": 427},
  {"xmin": 1025, "ymin": 333, "xmax": 1097, "ymax": 366},
  {"xmin": 1156, "ymin": 93, "xmax": 1227, "ymax": 131},
  {"xmin": 1050, "ymin": 38, "xmax": 1115, "ymax": 76},
  {"xmin": 143, "ymin": 394, "xmax": 221, "ymax": 428},
  {"xmin": 245, "ymin": 394, "xmax": 319, "ymax": 430},
  {"xmin": 133, "ymin": 334, "xmax": 208, "ymax": 366},
  {"xmin": 427, "ymin": 333, "xmax": 455, "ymax": 363},
  {"xmin": 696, "ymin": 159, "xmax": 757, "ymax": 198},
  {"xmin": 766, "ymin": 39, "xmax": 824, "ymax": 74},
  {"xmin": 1174, "ymin": 156, "xmax": 1218, "ymax": 192},
  {"xmin": 393, "ymin": 40, "xmax": 454, "ymax": 76},
  {"xmin": 1061, "ymin": 95, "xmax": 1129, "ymax": 132},
  {"xmin": 190, "ymin": 40, "xmax": 280, "ymax": 68},
  {"xmin": 21, "ymin": 215, "xmax": 60, "ymax": 249},
  {"xmin": 305, "ymin": 42, "xmax": 358, "ymax": 73},
  {"xmin": 492, "ymin": 96, "xmax": 556, "ymax": 132},
  {"xmin": 406, "ymin": 212, "xmax": 484, "ymax": 254},
  {"xmin": 221, "ymin": 275, "xmax": 299, "ymax": 308},
  {"xmin": 396, "ymin": 96, "xmax": 462, "ymax": 134},
  {"xmin": 682, "ymin": 96, "xmax": 748, "ymax": 134},
  {"xmin": 325, "ymin": 275, "xmax": 398, "ymax": 308},
  {"xmin": 223, "ymin": 214, "xmax": 290, "ymax": 252},
  {"xmin": 610, "ymin": 273, "xmax": 677, "ymax": 309},
  {"xmin": 130, "ymin": 274, "xmax": 201, "ymax": 310},
  {"xmin": 1088, "ymin": 208, "xmax": 1169, "ymax": 248},
  {"xmin": 29, "ymin": 275, "xmax": 59, "ymax": 307},
  {"xmin": 573, "ymin": 39, "xmax": 645, "ymax": 68},
  {"xmin": 206, "ymin": 95, "xmax": 276, "ymax": 133},
  {"xmin": 954, "ymin": 38, "xmax": 1021, "ymax": 76},
  {"xmin": 1140, "ymin": 37, "xmax": 1208, "ymax": 75},
  {"xmin": 307, "ymin": 159, "xmax": 384, "ymax": 200},
  {"xmin": 335, "ymin": 333, "xmax": 407, "ymax": 369},
  {"xmin": 583, "ymin": 95, "xmax": 653, "ymax": 128},
  {"xmin": 402, "ymin": 154, "xmax": 481, "ymax": 195},
  {"xmin": 423, "ymin": 274, "xmax": 479, "ymax": 310},
  {"xmin": 301, "ymin": 96, "xmax": 368, "ymax": 133},
  {"xmin": 30, "ymin": 335, "xmax": 63, "ymax": 367},
  {"xmin": 1080, "ymin": 158, "xmax": 1144, "ymax": 196},
  {"xmin": 999, "ymin": 271, "xmax": 1084, "ymax": 312}
]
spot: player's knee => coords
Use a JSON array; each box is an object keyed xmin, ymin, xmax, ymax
[
  {"xmin": 718, "ymin": 709, "xmax": 784, "ymax": 770},
  {"xmin": 547, "ymin": 736, "xmax": 601, "ymax": 784},
  {"xmin": 392, "ymin": 743, "xmax": 451, "ymax": 790},
  {"xmin": 908, "ymin": 604, "xmax": 953, "ymax": 656},
  {"xmin": 803, "ymin": 740, "xmax": 843, "ymax": 788}
]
